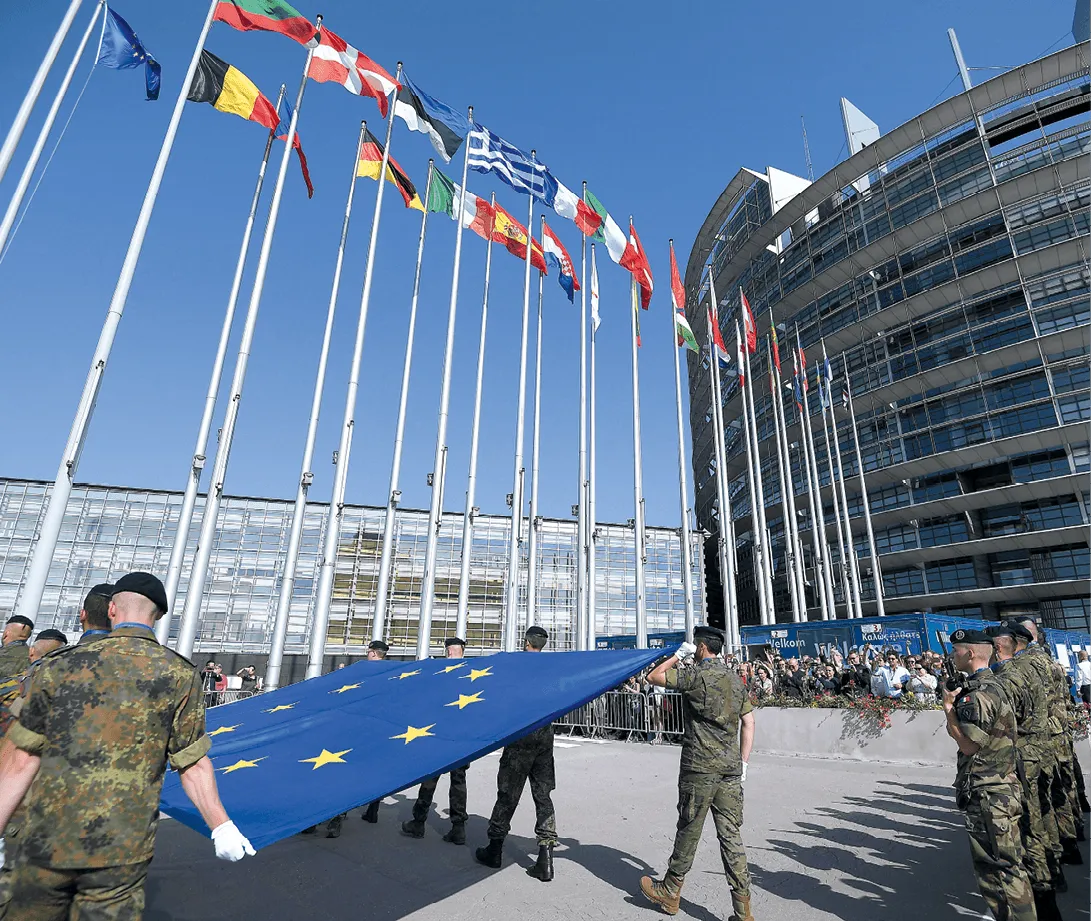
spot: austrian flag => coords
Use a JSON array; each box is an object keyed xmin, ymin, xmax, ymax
[
  {"xmin": 308, "ymin": 29, "xmax": 399, "ymax": 117},
  {"xmin": 542, "ymin": 222, "xmax": 580, "ymax": 301}
]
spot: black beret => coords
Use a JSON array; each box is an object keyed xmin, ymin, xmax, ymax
[
  {"xmin": 950, "ymin": 628, "xmax": 993, "ymax": 645},
  {"xmin": 444, "ymin": 637, "xmax": 466, "ymax": 649},
  {"xmin": 525, "ymin": 626, "xmax": 548, "ymax": 640},
  {"xmin": 999, "ymin": 621, "xmax": 1034, "ymax": 642},
  {"xmin": 6, "ymin": 615, "xmax": 33, "ymax": 629},
  {"xmin": 694, "ymin": 626, "xmax": 724, "ymax": 643},
  {"xmin": 111, "ymin": 572, "xmax": 168, "ymax": 613},
  {"xmin": 84, "ymin": 583, "xmax": 115, "ymax": 604},
  {"xmin": 36, "ymin": 629, "xmax": 68, "ymax": 645},
  {"xmin": 1008, "ymin": 614, "xmax": 1038, "ymax": 627},
  {"xmin": 368, "ymin": 640, "xmax": 389, "ymax": 652}
]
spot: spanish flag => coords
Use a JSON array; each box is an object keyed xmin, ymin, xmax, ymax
[
  {"xmin": 187, "ymin": 51, "xmax": 279, "ymax": 131},
  {"xmin": 358, "ymin": 129, "xmax": 423, "ymax": 211},
  {"xmin": 493, "ymin": 203, "xmax": 547, "ymax": 274}
]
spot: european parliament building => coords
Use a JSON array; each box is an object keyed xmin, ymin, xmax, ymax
[
  {"xmin": 0, "ymin": 478, "xmax": 703, "ymax": 671},
  {"xmin": 686, "ymin": 42, "xmax": 1090, "ymax": 631}
]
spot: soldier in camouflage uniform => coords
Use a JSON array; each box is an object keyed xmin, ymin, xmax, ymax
[
  {"xmin": 476, "ymin": 626, "xmax": 557, "ymax": 882},
  {"xmin": 403, "ymin": 637, "xmax": 469, "ymax": 845},
  {"xmin": 640, "ymin": 626, "xmax": 756, "ymax": 920},
  {"xmin": 0, "ymin": 572, "xmax": 253, "ymax": 919},
  {"xmin": 944, "ymin": 628, "xmax": 1036, "ymax": 921},
  {"xmin": 989, "ymin": 623, "xmax": 1062, "ymax": 920},
  {"xmin": 0, "ymin": 615, "xmax": 33, "ymax": 682},
  {"xmin": 1010, "ymin": 615, "xmax": 1084, "ymax": 870}
]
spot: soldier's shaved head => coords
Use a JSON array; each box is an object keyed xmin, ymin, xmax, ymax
[
  {"xmin": 991, "ymin": 635, "xmax": 1017, "ymax": 661},
  {"xmin": 30, "ymin": 637, "xmax": 66, "ymax": 662},
  {"xmin": 110, "ymin": 591, "xmax": 160, "ymax": 624}
]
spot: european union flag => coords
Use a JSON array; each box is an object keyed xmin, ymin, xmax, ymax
[
  {"xmin": 160, "ymin": 648, "xmax": 667, "ymax": 849},
  {"xmin": 97, "ymin": 8, "xmax": 161, "ymax": 101}
]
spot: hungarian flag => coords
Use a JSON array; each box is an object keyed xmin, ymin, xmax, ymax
[
  {"xmin": 621, "ymin": 221, "xmax": 653, "ymax": 310},
  {"xmin": 542, "ymin": 221, "xmax": 579, "ymax": 301},
  {"xmin": 308, "ymin": 28, "xmax": 398, "ymax": 117},
  {"xmin": 670, "ymin": 243, "xmax": 698, "ymax": 353},
  {"xmin": 583, "ymin": 188, "xmax": 628, "ymax": 264},
  {"xmin": 275, "ymin": 99, "xmax": 313, "ymax": 198},
  {"xmin": 547, "ymin": 178, "xmax": 602, "ymax": 237},
  {"xmin": 213, "ymin": 0, "xmax": 316, "ymax": 46},
  {"xmin": 358, "ymin": 128, "xmax": 422, "ymax": 210},
  {"xmin": 427, "ymin": 168, "xmax": 493, "ymax": 239},
  {"xmin": 187, "ymin": 51, "xmax": 278, "ymax": 130},
  {"xmin": 741, "ymin": 288, "xmax": 757, "ymax": 353},
  {"xmin": 493, "ymin": 203, "xmax": 547, "ymax": 273}
]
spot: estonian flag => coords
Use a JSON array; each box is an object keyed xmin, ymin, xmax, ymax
[{"xmin": 394, "ymin": 73, "xmax": 469, "ymax": 163}]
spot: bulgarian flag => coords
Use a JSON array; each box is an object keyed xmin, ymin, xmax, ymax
[
  {"xmin": 670, "ymin": 243, "xmax": 698, "ymax": 353},
  {"xmin": 308, "ymin": 28, "xmax": 399, "ymax": 117},
  {"xmin": 427, "ymin": 168, "xmax": 494, "ymax": 240},
  {"xmin": 213, "ymin": 0, "xmax": 316, "ymax": 46}
]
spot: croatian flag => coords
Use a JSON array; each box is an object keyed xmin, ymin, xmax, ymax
[{"xmin": 542, "ymin": 221, "xmax": 580, "ymax": 301}]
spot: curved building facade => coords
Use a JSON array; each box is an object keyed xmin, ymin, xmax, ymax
[{"xmin": 686, "ymin": 43, "xmax": 1090, "ymax": 631}]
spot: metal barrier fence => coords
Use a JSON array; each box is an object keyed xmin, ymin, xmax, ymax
[
  {"xmin": 554, "ymin": 689, "xmax": 685, "ymax": 743},
  {"xmin": 205, "ymin": 689, "xmax": 259, "ymax": 708}
]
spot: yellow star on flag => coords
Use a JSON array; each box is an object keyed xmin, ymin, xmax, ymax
[
  {"xmin": 330, "ymin": 683, "xmax": 361, "ymax": 694},
  {"xmin": 299, "ymin": 748, "xmax": 352, "ymax": 770},
  {"xmin": 445, "ymin": 692, "xmax": 484, "ymax": 710},
  {"xmin": 436, "ymin": 662, "xmax": 467, "ymax": 674},
  {"xmin": 263, "ymin": 703, "xmax": 297, "ymax": 713},
  {"xmin": 461, "ymin": 667, "xmax": 493, "ymax": 682},
  {"xmin": 220, "ymin": 757, "xmax": 265, "ymax": 774},
  {"xmin": 391, "ymin": 724, "xmax": 435, "ymax": 744},
  {"xmin": 391, "ymin": 670, "xmax": 421, "ymax": 680},
  {"xmin": 209, "ymin": 724, "xmax": 241, "ymax": 736}
]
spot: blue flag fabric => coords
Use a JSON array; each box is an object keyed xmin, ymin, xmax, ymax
[
  {"xmin": 97, "ymin": 7, "xmax": 161, "ymax": 100},
  {"xmin": 468, "ymin": 125, "xmax": 554, "ymax": 202},
  {"xmin": 159, "ymin": 647, "xmax": 668, "ymax": 850}
]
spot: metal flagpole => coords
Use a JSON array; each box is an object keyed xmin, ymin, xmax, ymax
[
  {"xmin": 796, "ymin": 346, "xmax": 834, "ymax": 620},
  {"xmin": 629, "ymin": 272, "xmax": 648, "ymax": 649},
  {"xmin": 773, "ymin": 357, "xmax": 807, "ymax": 621},
  {"xmin": 0, "ymin": 0, "xmax": 103, "ymax": 257},
  {"xmin": 309, "ymin": 64, "xmax": 404, "ymax": 676},
  {"xmin": 527, "ymin": 249, "xmax": 545, "ymax": 628},
  {"xmin": 793, "ymin": 389, "xmax": 828, "ymax": 621},
  {"xmin": 175, "ymin": 35, "xmax": 319, "ymax": 658},
  {"xmin": 15, "ymin": 0, "xmax": 220, "ymax": 623},
  {"xmin": 706, "ymin": 300, "xmax": 736, "ymax": 647},
  {"xmin": 735, "ymin": 321, "xmax": 770, "ymax": 626},
  {"xmin": 454, "ymin": 194, "xmax": 495, "ymax": 642},
  {"xmin": 772, "ymin": 333, "xmax": 807, "ymax": 624},
  {"xmin": 265, "ymin": 123, "xmax": 368, "ymax": 689},
  {"xmin": 0, "ymin": 0, "xmax": 85, "ymax": 187},
  {"xmin": 501, "ymin": 159, "xmax": 537, "ymax": 654},
  {"xmin": 372, "ymin": 161, "xmax": 435, "ymax": 644},
  {"xmin": 669, "ymin": 242, "xmax": 695, "ymax": 643},
  {"xmin": 159, "ymin": 84, "xmax": 287, "ymax": 637},
  {"xmin": 575, "ymin": 185, "xmax": 589, "ymax": 650},
  {"xmin": 824, "ymin": 347, "xmax": 863, "ymax": 618},
  {"xmin": 740, "ymin": 321, "xmax": 775, "ymax": 623},
  {"xmin": 816, "ymin": 361, "xmax": 850, "ymax": 619},
  {"xmin": 845, "ymin": 368, "xmax": 885, "ymax": 615},
  {"xmin": 417, "ymin": 107, "xmax": 473, "ymax": 659},
  {"xmin": 586, "ymin": 244, "xmax": 600, "ymax": 651}
]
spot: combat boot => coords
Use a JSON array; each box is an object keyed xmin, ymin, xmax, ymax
[
  {"xmin": 1061, "ymin": 840, "xmax": 1083, "ymax": 864},
  {"xmin": 1033, "ymin": 889, "xmax": 1063, "ymax": 921},
  {"xmin": 729, "ymin": 890, "xmax": 756, "ymax": 921},
  {"xmin": 363, "ymin": 801, "xmax": 380, "ymax": 824},
  {"xmin": 639, "ymin": 873, "xmax": 683, "ymax": 915},
  {"xmin": 475, "ymin": 837, "xmax": 503, "ymax": 869},
  {"xmin": 442, "ymin": 823, "xmax": 466, "ymax": 845},
  {"xmin": 401, "ymin": 819, "xmax": 426, "ymax": 839},
  {"xmin": 326, "ymin": 815, "xmax": 343, "ymax": 838},
  {"xmin": 1054, "ymin": 867, "xmax": 1067, "ymax": 893},
  {"xmin": 526, "ymin": 845, "xmax": 554, "ymax": 882}
]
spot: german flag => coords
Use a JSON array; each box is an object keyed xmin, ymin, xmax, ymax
[
  {"xmin": 357, "ymin": 129, "xmax": 423, "ymax": 211},
  {"xmin": 187, "ymin": 51, "xmax": 279, "ymax": 131}
]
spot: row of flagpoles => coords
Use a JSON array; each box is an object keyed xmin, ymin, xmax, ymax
[{"xmin": 5, "ymin": 0, "xmax": 684, "ymax": 678}]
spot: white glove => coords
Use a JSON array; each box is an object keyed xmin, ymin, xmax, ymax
[
  {"xmin": 677, "ymin": 641, "xmax": 697, "ymax": 659},
  {"xmin": 741, "ymin": 761, "xmax": 748, "ymax": 784},
  {"xmin": 211, "ymin": 821, "xmax": 255, "ymax": 862}
]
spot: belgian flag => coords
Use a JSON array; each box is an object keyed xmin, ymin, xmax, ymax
[
  {"xmin": 357, "ymin": 129, "xmax": 423, "ymax": 211},
  {"xmin": 187, "ymin": 51, "xmax": 279, "ymax": 131}
]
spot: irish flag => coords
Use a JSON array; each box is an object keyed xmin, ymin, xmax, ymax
[
  {"xmin": 213, "ymin": 0, "xmax": 316, "ymax": 46},
  {"xmin": 308, "ymin": 28, "xmax": 398, "ymax": 118}
]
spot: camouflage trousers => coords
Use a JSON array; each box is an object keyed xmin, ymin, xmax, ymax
[
  {"xmin": 1050, "ymin": 742, "xmax": 1078, "ymax": 845},
  {"xmin": 666, "ymin": 772, "xmax": 750, "ymax": 898},
  {"xmin": 4, "ymin": 860, "xmax": 151, "ymax": 921},
  {"xmin": 413, "ymin": 766, "xmax": 468, "ymax": 826},
  {"xmin": 962, "ymin": 786, "xmax": 1036, "ymax": 921},
  {"xmin": 1018, "ymin": 756, "xmax": 1058, "ymax": 889},
  {"xmin": 486, "ymin": 728, "xmax": 557, "ymax": 846}
]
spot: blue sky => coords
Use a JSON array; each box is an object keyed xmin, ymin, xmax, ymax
[{"xmin": 0, "ymin": 1, "xmax": 1078, "ymax": 528}]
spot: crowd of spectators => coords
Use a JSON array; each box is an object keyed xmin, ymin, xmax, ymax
[{"xmin": 200, "ymin": 661, "xmax": 262, "ymax": 707}]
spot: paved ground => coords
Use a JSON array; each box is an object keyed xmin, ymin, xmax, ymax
[{"xmin": 147, "ymin": 737, "xmax": 1090, "ymax": 921}]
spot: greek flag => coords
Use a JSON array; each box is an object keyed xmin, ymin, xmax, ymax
[{"xmin": 467, "ymin": 125, "xmax": 555, "ymax": 202}]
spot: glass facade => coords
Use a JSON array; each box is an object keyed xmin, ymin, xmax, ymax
[
  {"xmin": 0, "ymin": 478, "xmax": 704, "ymax": 656},
  {"xmin": 687, "ymin": 44, "xmax": 1091, "ymax": 631}
]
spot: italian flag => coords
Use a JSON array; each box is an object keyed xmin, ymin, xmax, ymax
[
  {"xmin": 670, "ymin": 243, "xmax": 698, "ymax": 353},
  {"xmin": 427, "ymin": 168, "xmax": 494, "ymax": 240},
  {"xmin": 213, "ymin": 0, "xmax": 316, "ymax": 46}
]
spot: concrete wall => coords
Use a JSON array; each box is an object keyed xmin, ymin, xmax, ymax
[{"xmin": 756, "ymin": 707, "xmax": 1091, "ymax": 766}]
